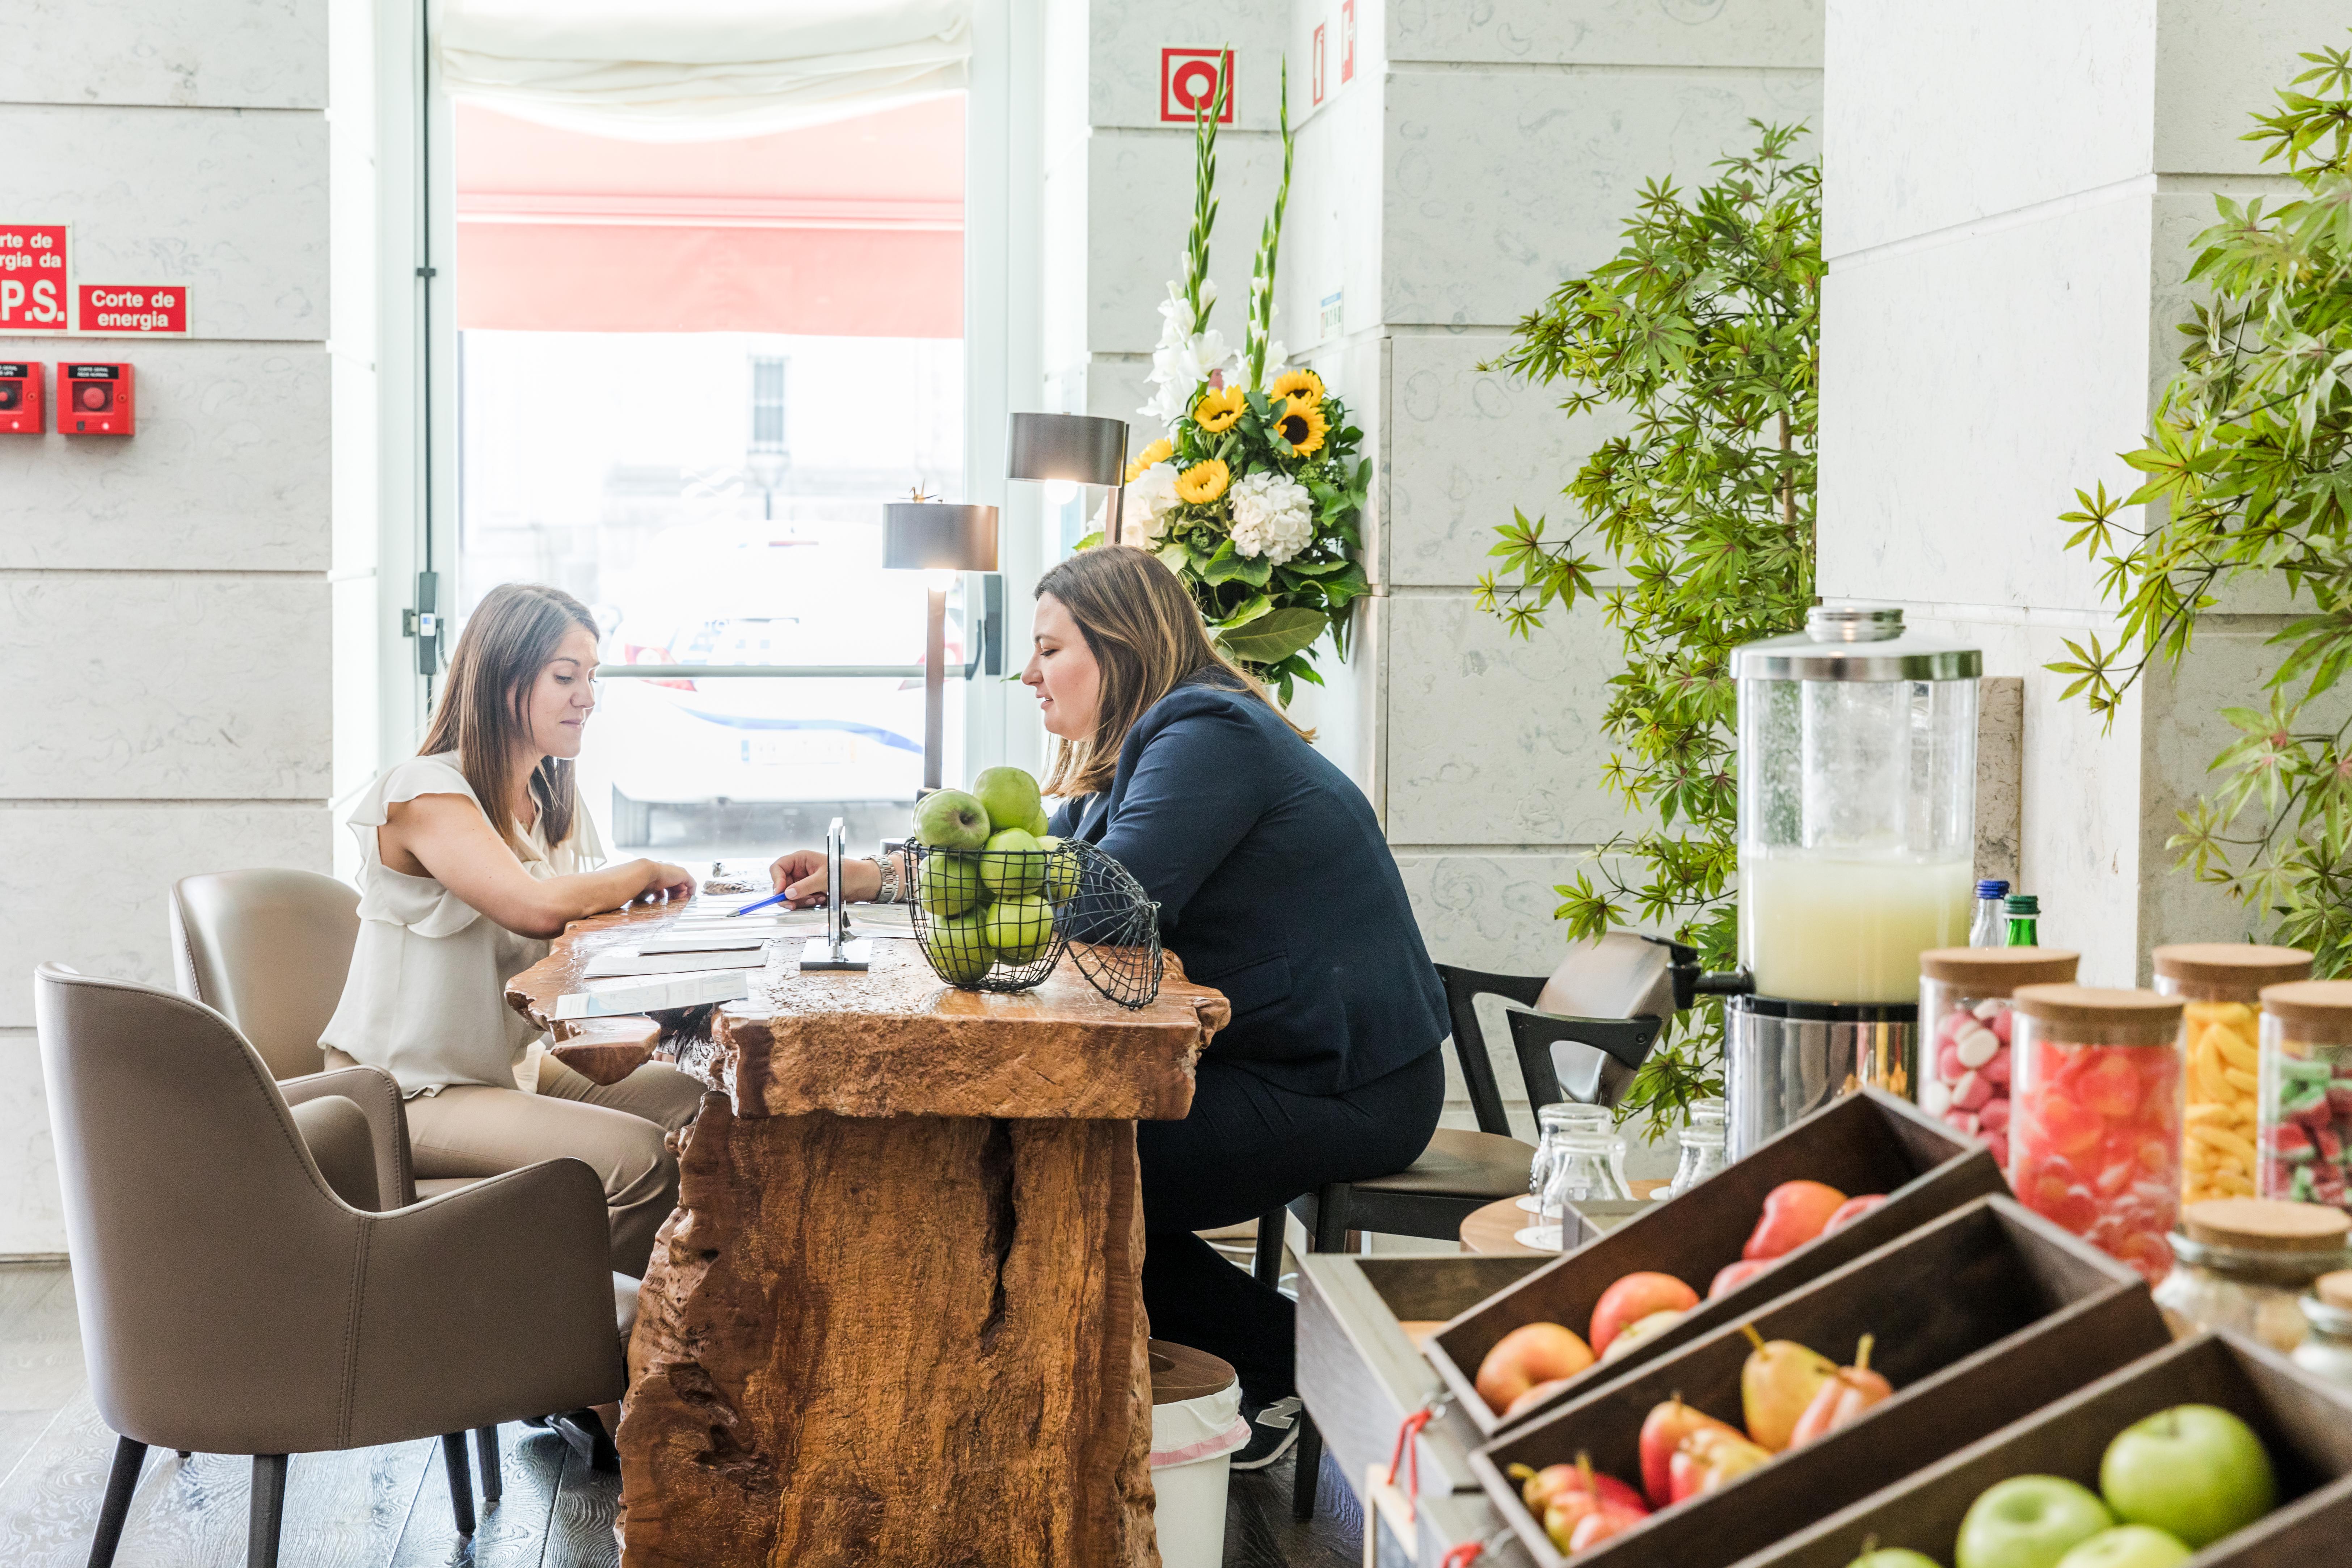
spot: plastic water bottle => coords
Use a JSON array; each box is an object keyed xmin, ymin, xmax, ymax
[{"xmin": 1969, "ymin": 880, "xmax": 2011, "ymax": 948}]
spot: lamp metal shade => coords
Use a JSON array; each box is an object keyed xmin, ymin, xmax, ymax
[
  {"xmin": 883, "ymin": 502, "xmax": 999, "ymax": 573},
  {"xmin": 1006, "ymin": 412, "xmax": 1128, "ymax": 486}
]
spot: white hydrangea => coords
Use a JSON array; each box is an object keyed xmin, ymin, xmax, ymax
[
  {"xmin": 1096, "ymin": 460, "xmax": 1180, "ymax": 542},
  {"xmin": 1226, "ymin": 470, "xmax": 1315, "ymax": 565}
]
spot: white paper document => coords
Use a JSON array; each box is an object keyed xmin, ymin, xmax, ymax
[
  {"xmin": 557, "ymin": 969, "xmax": 754, "ymax": 1013},
  {"xmin": 637, "ymin": 932, "xmax": 775, "ymax": 954}
]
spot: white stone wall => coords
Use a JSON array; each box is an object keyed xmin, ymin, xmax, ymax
[
  {"xmin": 1819, "ymin": 0, "xmax": 2341, "ymax": 986},
  {"xmin": 0, "ymin": 0, "xmax": 340, "ymax": 1253}
]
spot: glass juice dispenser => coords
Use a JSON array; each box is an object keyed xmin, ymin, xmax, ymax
[{"xmin": 1726, "ymin": 604, "xmax": 1981, "ymax": 1155}]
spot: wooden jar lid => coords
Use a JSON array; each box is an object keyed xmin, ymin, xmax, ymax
[
  {"xmin": 2319, "ymin": 1270, "xmax": 2352, "ymax": 1312},
  {"xmin": 2260, "ymin": 981, "xmax": 2352, "ymax": 1045},
  {"xmin": 2010, "ymin": 984, "xmax": 2184, "ymax": 1038},
  {"xmin": 1147, "ymin": 1339, "xmax": 1237, "ymax": 1404},
  {"xmin": 2154, "ymin": 944, "xmax": 2313, "ymax": 989},
  {"xmin": 2184, "ymin": 1198, "xmax": 2352, "ymax": 1253},
  {"xmin": 1918, "ymin": 948, "xmax": 2082, "ymax": 994}
]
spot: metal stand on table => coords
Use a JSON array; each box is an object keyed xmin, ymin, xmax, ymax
[{"xmin": 799, "ymin": 818, "xmax": 872, "ymax": 972}]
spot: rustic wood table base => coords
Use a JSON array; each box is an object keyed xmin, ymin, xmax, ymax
[{"xmin": 508, "ymin": 910, "xmax": 1228, "ymax": 1568}]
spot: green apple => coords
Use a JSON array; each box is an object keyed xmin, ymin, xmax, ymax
[
  {"xmin": 1848, "ymin": 1552, "xmax": 1945, "ymax": 1568},
  {"xmin": 2053, "ymin": 1526, "xmax": 2192, "ymax": 1568},
  {"xmin": 980, "ymin": 827, "xmax": 1045, "ymax": 898},
  {"xmin": 917, "ymin": 852, "xmax": 982, "ymax": 916},
  {"xmin": 1024, "ymin": 807, "xmax": 1053, "ymax": 839},
  {"xmin": 971, "ymin": 767, "xmax": 1042, "ymax": 841},
  {"xmin": 2099, "ymin": 1404, "xmax": 2275, "ymax": 1549},
  {"xmin": 982, "ymin": 895, "xmax": 1054, "ymax": 963},
  {"xmin": 920, "ymin": 911, "xmax": 994, "ymax": 983},
  {"xmin": 912, "ymin": 789, "xmax": 990, "ymax": 851},
  {"xmin": 1956, "ymin": 1476, "xmax": 2115, "ymax": 1568},
  {"xmin": 1037, "ymin": 835, "xmax": 1081, "ymax": 905}
]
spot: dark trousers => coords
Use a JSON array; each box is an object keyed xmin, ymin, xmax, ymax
[{"xmin": 1136, "ymin": 1048, "xmax": 1444, "ymax": 1402}]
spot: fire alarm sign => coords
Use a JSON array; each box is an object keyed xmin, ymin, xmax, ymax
[{"xmin": 1160, "ymin": 49, "xmax": 1235, "ymax": 124}]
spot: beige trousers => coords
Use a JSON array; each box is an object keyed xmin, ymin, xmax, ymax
[{"xmin": 330, "ymin": 1047, "xmax": 708, "ymax": 1276}]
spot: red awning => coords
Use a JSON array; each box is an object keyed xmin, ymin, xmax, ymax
[{"xmin": 454, "ymin": 97, "xmax": 964, "ymax": 337}]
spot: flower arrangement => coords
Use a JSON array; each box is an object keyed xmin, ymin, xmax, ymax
[{"xmin": 1093, "ymin": 59, "xmax": 1371, "ymax": 702}]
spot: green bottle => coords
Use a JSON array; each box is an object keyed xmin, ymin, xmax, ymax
[{"xmin": 2005, "ymin": 893, "xmax": 2040, "ymax": 948}]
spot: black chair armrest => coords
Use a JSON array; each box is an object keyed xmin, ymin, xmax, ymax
[{"xmin": 1505, "ymin": 1009, "xmax": 1664, "ymax": 1109}]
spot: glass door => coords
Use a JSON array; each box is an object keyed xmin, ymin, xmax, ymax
[{"xmin": 449, "ymin": 98, "xmax": 975, "ymax": 863}]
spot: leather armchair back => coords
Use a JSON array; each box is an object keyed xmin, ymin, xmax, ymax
[{"xmin": 169, "ymin": 869, "xmax": 358, "ymax": 1082}]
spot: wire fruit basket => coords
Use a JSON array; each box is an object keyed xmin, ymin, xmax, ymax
[{"xmin": 906, "ymin": 839, "xmax": 1163, "ymax": 1008}]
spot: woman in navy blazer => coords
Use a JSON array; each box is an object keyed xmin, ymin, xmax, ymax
[{"xmin": 771, "ymin": 546, "xmax": 1449, "ymax": 1467}]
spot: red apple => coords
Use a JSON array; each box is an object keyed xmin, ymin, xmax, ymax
[
  {"xmin": 1638, "ymin": 1397, "xmax": 1744, "ymax": 1506},
  {"xmin": 1821, "ymin": 1193, "xmax": 1889, "ymax": 1234},
  {"xmin": 1590, "ymin": 1270, "xmax": 1701, "ymax": 1355},
  {"xmin": 1474, "ymin": 1322, "xmax": 1594, "ymax": 1416},
  {"xmin": 1710, "ymin": 1257, "xmax": 1776, "ymax": 1299},
  {"xmin": 1742, "ymin": 1180, "xmax": 1850, "ymax": 1260}
]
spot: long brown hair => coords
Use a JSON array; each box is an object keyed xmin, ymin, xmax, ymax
[
  {"xmin": 419, "ymin": 582, "xmax": 599, "ymax": 853},
  {"xmin": 1036, "ymin": 545, "xmax": 1309, "ymax": 797}
]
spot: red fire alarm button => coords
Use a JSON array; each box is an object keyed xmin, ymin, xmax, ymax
[
  {"xmin": 59, "ymin": 361, "xmax": 133, "ymax": 435},
  {"xmin": 0, "ymin": 362, "xmax": 41, "ymax": 434}
]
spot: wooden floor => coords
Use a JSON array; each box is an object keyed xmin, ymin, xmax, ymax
[{"xmin": 0, "ymin": 1262, "xmax": 1358, "ymax": 1567}]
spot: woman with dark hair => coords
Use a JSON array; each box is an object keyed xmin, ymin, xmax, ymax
[
  {"xmin": 768, "ymin": 545, "xmax": 1447, "ymax": 1467},
  {"xmin": 321, "ymin": 581, "xmax": 707, "ymax": 1277}
]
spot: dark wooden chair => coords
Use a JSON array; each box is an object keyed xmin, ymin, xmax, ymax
[{"xmin": 1256, "ymin": 952, "xmax": 1672, "ymax": 1517}]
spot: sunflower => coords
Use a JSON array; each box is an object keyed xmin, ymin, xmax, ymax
[
  {"xmin": 1174, "ymin": 458, "xmax": 1231, "ymax": 506},
  {"xmin": 1192, "ymin": 385, "xmax": 1245, "ymax": 433},
  {"xmin": 1271, "ymin": 395, "xmax": 1329, "ymax": 458},
  {"xmin": 1125, "ymin": 437, "xmax": 1173, "ymax": 481},
  {"xmin": 1268, "ymin": 368, "xmax": 1325, "ymax": 408}
]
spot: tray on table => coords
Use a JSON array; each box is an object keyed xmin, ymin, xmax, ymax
[
  {"xmin": 1468, "ymin": 1194, "xmax": 2172, "ymax": 1568},
  {"xmin": 1429, "ymin": 1088, "xmax": 2006, "ymax": 1438},
  {"xmin": 1731, "ymin": 1331, "xmax": 2352, "ymax": 1568}
]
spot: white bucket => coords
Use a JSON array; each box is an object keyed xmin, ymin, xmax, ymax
[{"xmin": 1148, "ymin": 1342, "xmax": 1247, "ymax": 1568}]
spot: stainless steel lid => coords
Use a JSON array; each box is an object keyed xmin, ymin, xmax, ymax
[{"xmin": 1731, "ymin": 604, "xmax": 1982, "ymax": 682}]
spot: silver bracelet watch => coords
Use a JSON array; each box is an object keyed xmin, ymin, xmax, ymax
[{"xmin": 873, "ymin": 853, "xmax": 901, "ymax": 905}]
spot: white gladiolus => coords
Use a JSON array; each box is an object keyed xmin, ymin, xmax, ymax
[
  {"xmin": 1142, "ymin": 280, "xmax": 1238, "ymax": 423},
  {"xmin": 1226, "ymin": 470, "xmax": 1315, "ymax": 565}
]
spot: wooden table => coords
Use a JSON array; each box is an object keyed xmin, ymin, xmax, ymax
[
  {"xmin": 506, "ymin": 902, "xmax": 1228, "ymax": 1568},
  {"xmin": 1458, "ymin": 1182, "xmax": 1672, "ymax": 1257}
]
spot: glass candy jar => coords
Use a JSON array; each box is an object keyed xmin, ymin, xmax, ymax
[
  {"xmin": 1915, "ymin": 948, "xmax": 2082, "ymax": 1171},
  {"xmin": 2154, "ymin": 944, "xmax": 2311, "ymax": 1206},
  {"xmin": 1525, "ymin": 1102, "xmax": 1612, "ymax": 1215},
  {"xmin": 2294, "ymin": 1271, "xmax": 2352, "ymax": 1390},
  {"xmin": 2152, "ymin": 1197, "xmax": 2351, "ymax": 1351},
  {"xmin": 2009, "ymin": 985, "xmax": 2186, "ymax": 1284},
  {"xmin": 1542, "ymin": 1127, "xmax": 1633, "ymax": 1214},
  {"xmin": 1666, "ymin": 1099, "xmax": 1728, "ymax": 1198},
  {"xmin": 2256, "ymin": 981, "xmax": 2352, "ymax": 1212}
]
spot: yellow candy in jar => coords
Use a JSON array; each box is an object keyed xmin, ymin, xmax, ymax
[{"xmin": 2182, "ymin": 1000, "xmax": 2262, "ymax": 1204}]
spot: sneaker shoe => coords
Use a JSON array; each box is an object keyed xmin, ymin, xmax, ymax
[{"xmin": 1229, "ymin": 1395, "xmax": 1304, "ymax": 1471}]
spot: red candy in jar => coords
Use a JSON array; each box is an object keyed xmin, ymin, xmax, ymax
[
  {"xmin": 1916, "ymin": 949, "xmax": 2083, "ymax": 1177},
  {"xmin": 2007, "ymin": 984, "xmax": 2187, "ymax": 1284}
]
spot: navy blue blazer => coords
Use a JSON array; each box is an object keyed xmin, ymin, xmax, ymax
[{"xmin": 1052, "ymin": 673, "xmax": 1447, "ymax": 1098}]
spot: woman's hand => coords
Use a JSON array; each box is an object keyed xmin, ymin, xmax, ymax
[
  {"xmin": 768, "ymin": 850, "xmax": 881, "ymax": 908},
  {"xmin": 636, "ymin": 860, "xmax": 696, "ymax": 902}
]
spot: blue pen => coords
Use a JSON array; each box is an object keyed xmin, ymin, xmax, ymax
[{"xmin": 731, "ymin": 890, "xmax": 792, "ymax": 917}]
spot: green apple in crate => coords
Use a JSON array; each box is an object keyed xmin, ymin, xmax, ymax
[
  {"xmin": 2098, "ymin": 1405, "xmax": 2274, "ymax": 1549},
  {"xmin": 2053, "ymin": 1526, "xmax": 2190, "ymax": 1568},
  {"xmin": 1956, "ymin": 1476, "xmax": 2113, "ymax": 1568},
  {"xmin": 1847, "ymin": 1551, "xmax": 1944, "ymax": 1568},
  {"xmin": 981, "ymin": 828, "xmax": 1046, "ymax": 898},
  {"xmin": 913, "ymin": 789, "xmax": 992, "ymax": 851}
]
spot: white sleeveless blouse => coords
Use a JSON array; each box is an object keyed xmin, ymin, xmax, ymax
[{"xmin": 320, "ymin": 753, "xmax": 606, "ymax": 1096}]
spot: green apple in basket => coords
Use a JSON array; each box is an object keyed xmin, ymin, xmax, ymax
[
  {"xmin": 972, "ymin": 767, "xmax": 1041, "ymax": 836},
  {"xmin": 982, "ymin": 895, "xmax": 1055, "ymax": 964},
  {"xmin": 920, "ymin": 910, "xmax": 995, "ymax": 984},
  {"xmin": 917, "ymin": 851, "xmax": 982, "ymax": 916},
  {"xmin": 1036, "ymin": 835, "xmax": 1081, "ymax": 905},
  {"xmin": 912, "ymin": 788, "xmax": 991, "ymax": 852},
  {"xmin": 980, "ymin": 827, "xmax": 1046, "ymax": 898}
]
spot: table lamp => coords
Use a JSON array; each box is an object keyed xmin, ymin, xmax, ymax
[
  {"xmin": 884, "ymin": 498, "xmax": 1000, "ymax": 792},
  {"xmin": 1008, "ymin": 412, "xmax": 1129, "ymax": 544}
]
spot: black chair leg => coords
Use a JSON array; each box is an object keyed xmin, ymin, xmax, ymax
[
  {"xmin": 1290, "ymin": 1415, "xmax": 1323, "ymax": 1521},
  {"xmin": 474, "ymin": 1425, "xmax": 500, "ymax": 1504},
  {"xmin": 1311, "ymin": 1183, "xmax": 1351, "ymax": 1254},
  {"xmin": 86, "ymin": 1434, "xmax": 147, "ymax": 1568},
  {"xmin": 441, "ymin": 1432, "xmax": 475, "ymax": 1537},
  {"xmin": 246, "ymin": 1454, "xmax": 288, "ymax": 1568},
  {"xmin": 1251, "ymin": 1207, "xmax": 1286, "ymax": 1287}
]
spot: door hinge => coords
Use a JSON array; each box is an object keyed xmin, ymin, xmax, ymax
[{"xmin": 405, "ymin": 570, "xmax": 441, "ymax": 677}]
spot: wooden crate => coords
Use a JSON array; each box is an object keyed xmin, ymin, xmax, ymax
[
  {"xmin": 1468, "ymin": 1196, "xmax": 2171, "ymax": 1568},
  {"xmin": 1296, "ymin": 1252, "xmax": 1551, "ymax": 1502},
  {"xmin": 1732, "ymin": 1332, "xmax": 2352, "ymax": 1568},
  {"xmin": 1429, "ymin": 1088, "xmax": 2003, "ymax": 1438}
]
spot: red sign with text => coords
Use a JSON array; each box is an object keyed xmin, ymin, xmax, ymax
[
  {"xmin": 1341, "ymin": 1, "xmax": 1357, "ymax": 84},
  {"xmin": 0, "ymin": 223, "xmax": 71, "ymax": 332},
  {"xmin": 1160, "ymin": 49, "xmax": 1235, "ymax": 124},
  {"xmin": 77, "ymin": 284, "xmax": 188, "ymax": 336},
  {"xmin": 1313, "ymin": 25, "xmax": 1326, "ymax": 105}
]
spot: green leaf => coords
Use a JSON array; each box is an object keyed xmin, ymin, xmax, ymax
[{"xmin": 1215, "ymin": 607, "xmax": 1329, "ymax": 665}]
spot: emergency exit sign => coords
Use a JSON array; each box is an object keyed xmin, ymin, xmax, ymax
[{"xmin": 0, "ymin": 223, "xmax": 71, "ymax": 332}]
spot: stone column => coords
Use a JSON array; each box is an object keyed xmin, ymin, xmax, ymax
[{"xmin": 1818, "ymin": 2, "xmax": 2340, "ymax": 982}]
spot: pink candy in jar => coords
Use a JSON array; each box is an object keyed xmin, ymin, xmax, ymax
[{"xmin": 1915, "ymin": 947, "xmax": 2084, "ymax": 1173}]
